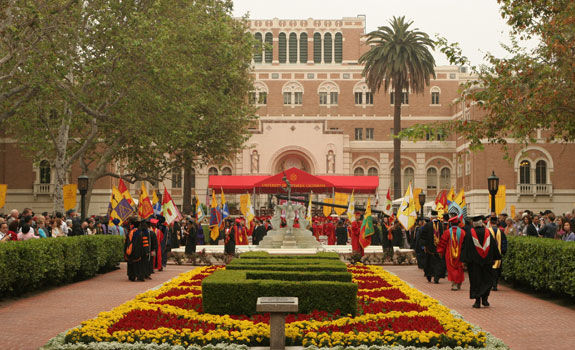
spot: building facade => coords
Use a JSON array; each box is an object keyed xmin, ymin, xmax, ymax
[{"xmin": 1, "ymin": 16, "xmax": 574, "ymax": 217}]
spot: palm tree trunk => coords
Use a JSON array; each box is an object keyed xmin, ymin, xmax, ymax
[
  {"xmin": 393, "ymin": 79, "xmax": 403, "ymax": 200},
  {"xmin": 182, "ymin": 157, "xmax": 193, "ymax": 215}
]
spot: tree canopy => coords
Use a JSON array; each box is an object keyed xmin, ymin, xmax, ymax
[
  {"xmin": 0, "ymin": 0, "xmax": 255, "ymax": 213},
  {"xmin": 402, "ymin": 0, "xmax": 575, "ymax": 154}
]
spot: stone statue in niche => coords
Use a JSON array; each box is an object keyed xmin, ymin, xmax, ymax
[
  {"xmin": 251, "ymin": 150, "xmax": 259, "ymax": 173},
  {"xmin": 326, "ymin": 150, "xmax": 335, "ymax": 173}
]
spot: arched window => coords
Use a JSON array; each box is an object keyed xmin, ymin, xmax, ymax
[
  {"xmin": 403, "ymin": 167, "xmax": 414, "ymax": 191},
  {"xmin": 208, "ymin": 167, "xmax": 219, "ymax": 176},
  {"xmin": 536, "ymin": 160, "xmax": 547, "ymax": 184},
  {"xmin": 430, "ymin": 86, "xmax": 440, "ymax": 105},
  {"xmin": 289, "ymin": 33, "xmax": 298, "ymax": 63},
  {"xmin": 39, "ymin": 160, "xmax": 51, "ymax": 184},
  {"xmin": 221, "ymin": 167, "xmax": 232, "ymax": 176},
  {"xmin": 264, "ymin": 32, "xmax": 273, "ymax": 63},
  {"xmin": 313, "ymin": 33, "xmax": 322, "ymax": 63},
  {"xmin": 334, "ymin": 33, "xmax": 343, "ymax": 63},
  {"xmin": 519, "ymin": 160, "xmax": 531, "ymax": 184},
  {"xmin": 252, "ymin": 81, "xmax": 268, "ymax": 105},
  {"xmin": 318, "ymin": 81, "xmax": 339, "ymax": 105},
  {"xmin": 353, "ymin": 82, "xmax": 373, "ymax": 106},
  {"xmin": 299, "ymin": 33, "xmax": 308, "ymax": 63},
  {"xmin": 354, "ymin": 167, "xmax": 364, "ymax": 176},
  {"xmin": 171, "ymin": 168, "xmax": 182, "ymax": 188},
  {"xmin": 367, "ymin": 167, "xmax": 378, "ymax": 176},
  {"xmin": 440, "ymin": 168, "xmax": 451, "ymax": 189},
  {"xmin": 323, "ymin": 33, "xmax": 332, "ymax": 63},
  {"xmin": 426, "ymin": 168, "xmax": 438, "ymax": 190},
  {"xmin": 282, "ymin": 81, "xmax": 304, "ymax": 105},
  {"xmin": 253, "ymin": 33, "xmax": 263, "ymax": 63},
  {"xmin": 278, "ymin": 33, "xmax": 287, "ymax": 63}
]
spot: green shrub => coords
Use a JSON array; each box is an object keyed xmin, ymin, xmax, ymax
[
  {"xmin": 202, "ymin": 270, "xmax": 357, "ymax": 316},
  {"xmin": 0, "ymin": 235, "xmax": 123, "ymax": 298},
  {"xmin": 245, "ymin": 270, "xmax": 352, "ymax": 282},
  {"xmin": 502, "ymin": 236, "xmax": 575, "ymax": 298},
  {"xmin": 239, "ymin": 251, "xmax": 340, "ymax": 260},
  {"xmin": 226, "ymin": 264, "xmax": 347, "ymax": 272},
  {"xmin": 229, "ymin": 258, "xmax": 344, "ymax": 266}
]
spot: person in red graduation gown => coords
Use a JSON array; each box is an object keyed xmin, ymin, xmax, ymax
[
  {"xmin": 324, "ymin": 218, "xmax": 336, "ymax": 245},
  {"xmin": 350, "ymin": 211, "xmax": 364, "ymax": 257},
  {"xmin": 437, "ymin": 215, "xmax": 466, "ymax": 290},
  {"xmin": 233, "ymin": 218, "xmax": 249, "ymax": 245},
  {"xmin": 150, "ymin": 218, "xmax": 163, "ymax": 271}
]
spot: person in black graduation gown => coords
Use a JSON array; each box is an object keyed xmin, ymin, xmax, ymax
[
  {"xmin": 414, "ymin": 218, "xmax": 427, "ymax": 269},
  {"xmin": 420, "ymin": 210, "xmax": 446, "ymax": 283},
  {"xmin": 124, "ymin": 220, "xmax": 145, "ymax": 282},
  {"xmin": 223, "ymin": 219, "xmax": 235, "ymax": 263},
  {"xmin": 184, "ymin": 217, "xmax": 197, "ymax": 255},
  {"xmin": 461, "ymin": 215, "xmax": 502, "ymax": 308},
  {"xmin": 252, "ymin": 219, "xmax": 267, "ymax": 245},
  {"xmin": 335, "ymin": 219, "xmax": 348, "ymax": 245}
]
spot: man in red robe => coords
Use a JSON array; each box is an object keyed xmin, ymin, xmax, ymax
[
  {"xmin": 324, "ymin": 218, "xmax": 336, "ymax": 245},
  {"xmin": 437, "ymin": 215, "xmax": 465, "ymax": 290},
  {"xmin": 233, "ymin": 218, "xmax": 249, "ymax": 245},
  {"xmin": 350, "ymin": 211, "xmax": 364, "ymax": 256},
  {"xmin": 150, "ymin": 219, "xmax": 163, "ymax": 271}
]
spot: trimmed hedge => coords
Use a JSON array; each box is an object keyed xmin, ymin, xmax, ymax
[
  {"xmin": 229, "ymin": 258, "xmax": 344, "ymax": 266},
  {"xmin": 0, "ymin": 235, "xmax": 124, "ymax": 297},
  {"xmin": 245, "ymin": 270, "xmax": 352, "ymax": 282},
  {"xmin": 239, "ymin": 251, "xmax": 340, "ymax": 260},
  {"xmin": 225, "ymin": 264, "xmax": 348, "ymax": 272},
  {"xmin": 502, "ymin": 236, "xmax": 575, "ymax": 298},
  {"xmin": 202, "ymin": 270, "xmax": 357, "ymax": 316}
]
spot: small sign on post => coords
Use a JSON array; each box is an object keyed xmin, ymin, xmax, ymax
[{"xmin": 256, "ymin": 297, "xmax": 298, "ymax": 350}]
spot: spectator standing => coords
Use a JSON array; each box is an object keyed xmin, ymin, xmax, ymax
[
  {"xmin": 539, "ymin": 212, "xmax": 557, "ymax": 238},
  {"xmin": 1, "ymin": 222, "xmax": 11, "ymax": 242},
  {"xmin": 562, "ymin": 221, "xmax": 575, "ymax": 242},
  {"xmin": 335, "ymin": 219, "xmax": 348, "ymax": 245},
  {"xmin": 523, "ymin": 216, "xmax": 538, "ymax": 237},
  {"xmin": 7, "ymin": 220, "xmax": 19, "ymax": 241},
  {"xmin": 18, "ymin": 224, "xmax": 38, "ymax": 241},
  {"xmin": 36, "ymin": 217, "xmax": 47, "ymax": 238},
  {"xmin": 554, "ymin": 217, "xmax": 566, "ymax": 240}
]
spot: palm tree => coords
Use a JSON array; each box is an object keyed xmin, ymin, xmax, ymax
[{"xmin": 359, "ymin": 16, "xmax": 435, "ymax": 199}]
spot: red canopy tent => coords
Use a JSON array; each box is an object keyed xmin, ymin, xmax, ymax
[{"xmin": 208, "ymin": 167, "xmax": 378, "ymax": 194}]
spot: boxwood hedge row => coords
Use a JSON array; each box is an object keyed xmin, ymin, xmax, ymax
[
  {"xmin": 502, "ymin": 236, "xmax": 575, "ymax": 298},
  {"xmin": 0, "ymin": 235, "xmax": 124, "ymax": 297}
]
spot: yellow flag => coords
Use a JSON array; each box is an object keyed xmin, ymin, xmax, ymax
[
  {"xmin": 323, "ymin": 198, "xmax": 334, "ymax": 217},
  {"xmin": 0, "ymin": 184, "xmax": 7, "ymax": 208},
  {"xmin": 413, "ymin": 187, "xmax": 422, "ymax": 212},
  {"xmin": 510, "ymin": 205, "xmax": 516, "ymax": 219},
  {"xmin": 210, "ymin": 190, "xmax": 218, "ymax": 208},
  {"xmin": 398, "ymin": 182, "xmax": 417, "ymax": 230},
  {"xmin": 446, "ymin": 187, "xmax": 455, "ymax": 203},
  {"xmin": 246, "ymin": 193, "xmax": 255, "ymax": 224},
  {"xmin": 454, "ymin": 189, "xmax": 466, "ymax": 207},
  {"xmin": 63, "ymin": 184, "xmax": 77, "ymax": 211},
  {"xmin": 334, "ymin": 192, "xmax": 348, "ymax": 216},
  {"xmin": 346, "ymin": 191, "xmax": 356, "ymax": 222},
  {"xmin": 495, "ymin": 185, "xmax": 506, "ymax": 215},
  {"xmin": 239, "ymin": 194, "xmax": 249, "ymax": 216}
]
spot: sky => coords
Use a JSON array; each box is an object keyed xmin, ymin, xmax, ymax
[{"xmin": 232, "ymin": 0, "xmax": 524, "ymax": 67}]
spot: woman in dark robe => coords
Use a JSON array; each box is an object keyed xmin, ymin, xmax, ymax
[
  {"xmin": 224, "ymin": 219, "xmax": 235, "ymax": 263},
  {"xmin": 124, "ymin": 220, "xmax": 145, "ymax": 282},
  {"xmin": 184, "ymin": 218, "xmax": 197, "ymax": 255},
  {"xmin": 335, "ymin": 220, "xmax": 348, "ymax": 245}
]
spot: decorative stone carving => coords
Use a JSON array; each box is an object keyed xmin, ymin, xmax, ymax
[
  {"xmin": 251, "ymin": 150, "xmax": 259, "ymax": 173},
  {"xmin": 327, "ymin": 150, "xmax": 335, "ymax": 173}
]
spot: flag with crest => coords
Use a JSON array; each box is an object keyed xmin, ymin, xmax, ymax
[{"xmin": 359, "ymin": 197, "xmax": 374, "ymax": 248}]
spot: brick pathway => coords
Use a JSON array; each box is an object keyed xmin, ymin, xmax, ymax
[
  {"xmin": 0, "ymin": 263, "xmax": 195, "ymax": 350},
  {"xmin": 385, "ymin": 265, "xmax": 575, "ymax": 350}
]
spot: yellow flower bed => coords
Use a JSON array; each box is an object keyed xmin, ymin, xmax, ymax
[{"xmin": 65, "ymin": 264, "xmax": 486, "ymax": 348}]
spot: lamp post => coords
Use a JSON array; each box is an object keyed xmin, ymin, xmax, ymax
[
  {"xmin": 487, "ymin": 171, "xmax": 499, "ymax": 214},
  {"xmin": 418, "ymin": 191, "xmax": 426, "ymax": 219},
  {"xmin": 77, "ymin": 175, "xmax": 89, "ymax": 220}
]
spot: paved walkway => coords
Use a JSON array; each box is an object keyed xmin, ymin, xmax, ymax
[
  {"xmin": 0, "ymin": 263, "xmax": 195, "ymax": 350},
  {"xmin": 2, "ymin": 263, "xmax": 573, "ymax": 350},
  {"xmin": 385, "ymin": 265, "xmax": 575, "ymax": 350}
]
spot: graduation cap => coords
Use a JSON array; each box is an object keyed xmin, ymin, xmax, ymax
[
  {"xmin": 430, "ymin": 210, "xmax": 438, "ymax": 216},
  {"xmin": 112, "ymin": 218, "xmax": 120, "ymax": 225},
  {"xmin": 472, "ymin": 215, "xmax": 484, "ymax": 222},
  {"xmin": 489, "ymin": 216, "xmax": 498, "ymax": 223},
  {"xmin": 442, "ymin": 213, "xmax": 450, "ymax": 221},
  {"xmin": 449, "ymin": 215, "xmax": 462, "ymax": 224}
]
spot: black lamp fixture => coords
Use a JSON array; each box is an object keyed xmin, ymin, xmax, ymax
[
  {"xmin": 78, "ymin": 175, "xmax": 89, "ymax": 220},
  {"xmin": 487, "ymin": 171, "xmax": 499, "ymax": 214},
  {"xmin": 418, "ymin": 191, "xmax": 426, "ymax": 219}
]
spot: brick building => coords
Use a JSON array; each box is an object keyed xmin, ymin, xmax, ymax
[{"xmin": 1, "ymin": 15, "xmax": 574, "ymax": 216}]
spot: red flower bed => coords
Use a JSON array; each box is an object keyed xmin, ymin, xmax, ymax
[
  {"xmin": 178, "ymin": 280, "xmax": 203, "ymax": 287},
  {"xmin": 108, "ymin": 309, "xmax": 222, "ymax": 334},
  {"xmin": 356, "ymin": 277, "xmax": 392, "ymax": 289},
  {"xmin": 358, "ymin": 288, "xmax": 408, "ymax": 300},
  {"xmin": 156, "ymin": 288, "xmax": 200, "ymax": 299},
  {"xmin": 229, "ymin": 309, "xmax": 342, "ymax": 324},
  {"xmin": 313, "ymin": 315, "xmax": 445, "ymax": 334},
  {"xmin": 153, "ymin": 297, "xmax": 203, "ymax": 312},
  {"xmin": 359, "ymin": 300, "xmax": 427, "ymax": 314}
]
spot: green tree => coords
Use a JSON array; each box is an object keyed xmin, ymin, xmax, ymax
[
  {"xmin": 403, "ymin": 0, "xmax": 575, "ymax": 153},
  {"xmin": 359, "ymin": 16, "xmax": 435, "ymax": 199},
  {"xmin": 1, "ymin": 0, "xmax": 255, "ymax": 214}
]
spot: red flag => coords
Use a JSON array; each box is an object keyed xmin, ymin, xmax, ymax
[
  {"xmin": 385, "ymin": 188, "xmax": 392, "ymax": 213},
  {"xmin": 162, "ymin": 188, "xmax": 183, "ymax": 224},
  {"xmin": 118, "ymin": 179, "xmax": 135, "ymax": 206}
]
